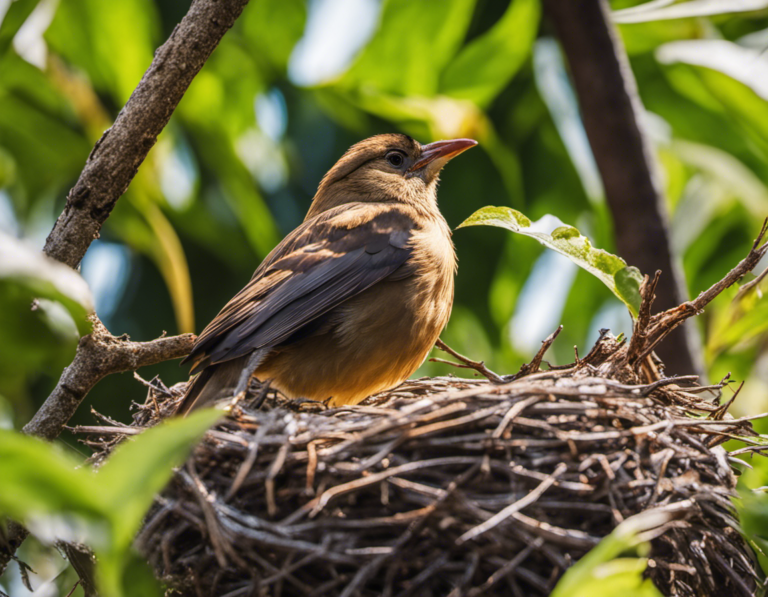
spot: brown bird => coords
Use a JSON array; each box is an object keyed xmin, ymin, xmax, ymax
[{"xmin": 177, "ymin": 134, "xmax": 477, "ymax": 414}]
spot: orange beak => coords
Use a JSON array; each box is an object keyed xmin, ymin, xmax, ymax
[{"xmin": 408, "ymin": 138, "xmax": 478, "ymax": 173}]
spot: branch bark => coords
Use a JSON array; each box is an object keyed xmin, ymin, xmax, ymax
[
  {"xmin": 23, "ymin": 317, "xmax": 194, "ymax": 441},
  {"xmin": 1, "ymin": 0, "xmax": 251, "ymax": 580},
  {"xmin": 541, "ymin": 0, "xmax": 704, "ymax": 377}
]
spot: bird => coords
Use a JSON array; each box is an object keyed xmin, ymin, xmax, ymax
[{"xmin": 176, "ymin": 133, "xmax": 477, "ymax": 414}]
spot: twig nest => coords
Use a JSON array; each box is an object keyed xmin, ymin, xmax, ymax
[{"xmin": 82, "ymin": 334, "xmax": 759, "ymax": 596}]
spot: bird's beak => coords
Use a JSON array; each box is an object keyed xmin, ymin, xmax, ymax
[{"xmin": 408, "ymin": 138, "xmax": 478, "ymax": 176}]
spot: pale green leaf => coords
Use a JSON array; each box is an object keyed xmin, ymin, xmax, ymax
[
  {"xmin": 614, "ymin": 0, "xmax": 768, "ymax": 23},
  {"xmin": 551, "ymin": 511, "xmax": 668, "ymax": 597},
  {"xmin": 657, "ymin": 40, "xmax": 768, "ymax": 102},
  {"xmin": 0, "ymin": 232, "xmax": 93, "ymax": 335},
  {"xmin": 457, "ymin": 206, "xmax": 643, "ymax": 317},
  {"xmin": 0, "ymin": 0, "xmax": 42, "ymax": 56}
]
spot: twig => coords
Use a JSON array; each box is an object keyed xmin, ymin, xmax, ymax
[
  {"xmin": 456, "ymin": 463, "xmax": 567, "ymax": 545},
  {"xmin": 57, "ymin": 543, "xmax": 98, "ymax": 597},
  {"xmin": 64, "ymin": 425, "xmax": 145, "ymax": 436},
  {"xmin": 634, "ymin": 223, "xmax": 768, "ymax": 364},
  {"xmin": 627, "ymin": 271, "xmax": 660, "ymax": 366},
  {"xmin": 64, "ymin": 580, "xmax": 81, "ymax": 597},
  {"xmin": 733, "ymin": 261, "xmax": 768, "ymax": 301},
  {"xmin": 514, "ymin": 326, "xmax": 563, "ymax": 379},
  {"xmin": 466, "ymin": 539, "xmax": 543, "ymax": 597},
  {"xmin": 432, "ymin": 339, "xmax": 505, "ymax": 383},
  {"xmin": 711, "ymin": 382, "xmax": 745, "ymax": 422}
]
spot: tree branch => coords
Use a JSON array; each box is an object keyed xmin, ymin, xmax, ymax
[
  {"xmin": 23, "ymin": 317, "xmax": 194, "ymax": 441},
  {"xmin": 1, "ymin": 0, "xmax": 251, "ymax": 580},
  {"xmin": 43, "ymin": 0, "xmax": 250, "ymax": 269},
  {"xmin": 541, "ymin": 0, "xmax": 704, "ymax": 377}
]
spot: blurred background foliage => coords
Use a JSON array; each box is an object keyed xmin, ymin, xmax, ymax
[
  {"xmin": 3, "ymin": 0, "xmax": 768, "ymax": 426},
  {"xmin": 3, "ymin": 0, "xmax": 768, "ymax": 592}
]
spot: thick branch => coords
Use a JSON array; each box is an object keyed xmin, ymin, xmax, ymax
[
  {"xmin": 23, "ymin": 317, "xmax": 194, "ymax": 441},
  {"xmin": 43, "ymin": 0, "xmax": 250, "ymax": 268},
  {"xmin": 541, "ymin": 0, "xmax": 703, "ymax": 376}
]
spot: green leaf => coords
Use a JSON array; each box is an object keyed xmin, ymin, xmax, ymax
[
  {"xmin": 440, "ymin": 0, "xmax": 540, "ymax": 106},
  {"xmin": 670, "ymin": 140, "xmax": 768, "ymax": 218},
  {"xmin": 736, "ymin": 459, "xmax": 768, "ymax": 575},
  {"xmin": 0, "ymin": 410, "xmax": 218, "ymax": 597},
  {"xmin": 0, "ymin": 54, "xmax": 91, "ymax": 202},
  {"xmin": 551, "ymin": 511, "xmax": 666, "ymax": 597},
  {"xmin": 97, "ymin": 408, "xmax": 221, "ymax": 552},
  {"xmin": 340, "ymin": 0, "xmax": 476, "ymax": 96},
  {"xmin": 706, "ymin": 280, "xmax": 768, "ymax": 361},
  {"xmin": 619, "ymin": 19, "xmax": 706, "ymax": 56},
  {"xmin": 0, "ymin": 0, "xmax": 42, "ymax": 56},
  {"xmin": 180, "ymin": 126, "xmax": 280, "ymax": 256},
  {"xmin": 615, "ymin": 267, "xmax": 644, "ymax": 317},
  {"xmin": 114, "ymin": 190, "xmax": 196, "ymax": 334},
  {"xmin": 0, "ymin": 430, "xmax": 105, "ymax": 544},
  {"xmin": 350, "ymin": 89, "xmax": 485, "ymax": 140},
  {"xmin": 613, "ymin": 0, "xmax": 768, "ymax": 23},
  {"xmin": 122, "ymin": 552, "xmax": 163, "ymax": 597},
  {"xmin": 457, "ymin": 206, "xmax": 643, "ymax": 317},
  {"xmin": 0, "ymin": 232, "xmax": 93, "ymax": 335}
]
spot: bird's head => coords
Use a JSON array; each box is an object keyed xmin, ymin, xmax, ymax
[{"xmin": 307, "ymin": 134, "xmax": 477, "ymax": 219}]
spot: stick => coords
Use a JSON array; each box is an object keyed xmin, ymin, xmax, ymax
[{"xmin": 432, "ymin": 339, "xmax": 505, "ymax": 383}]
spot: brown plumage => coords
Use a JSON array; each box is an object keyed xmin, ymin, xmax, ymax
[{"xmin": 177, "ymin": 133, "xmax": 477, "ymax": 414}]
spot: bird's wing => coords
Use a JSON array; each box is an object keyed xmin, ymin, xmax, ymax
[{"xmin": 183, "ymin": 203, "xmax": 416, "ymax": 374}]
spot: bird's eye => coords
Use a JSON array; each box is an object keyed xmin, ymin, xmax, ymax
[{"xmin": 386, "ymin": 151, "xmax": 405, "ymax": 168}]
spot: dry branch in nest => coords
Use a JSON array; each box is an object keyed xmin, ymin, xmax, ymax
[{"xmin": 75, "ymin": 227, "xmax": 768, "ymax": 597}]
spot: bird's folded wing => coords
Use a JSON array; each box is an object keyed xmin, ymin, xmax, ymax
[{"xmin": 184, "ymin": 204, "xmax": 415, "ymax": 373}]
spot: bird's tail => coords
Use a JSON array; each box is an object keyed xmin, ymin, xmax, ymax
[{"xmin": 176, "ymin": 356, "xmax": 248, "ymax": 416}]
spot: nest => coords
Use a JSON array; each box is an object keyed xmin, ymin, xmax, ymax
[
  {"xmin": 75, "ymin": 235, "xmax": 768, "ymax": 597},
  {"xmin": 76, "ymin": 336, "xmax": 761, "ymax": 597}
]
